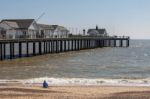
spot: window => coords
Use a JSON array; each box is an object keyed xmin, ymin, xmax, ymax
[
  {"xmin": 0, "ymin": 30, "xmax": 6, "ymax": 38},
  {"xmin": 41, "ymin": 30, "xmax": 44, "ymax": 38}
]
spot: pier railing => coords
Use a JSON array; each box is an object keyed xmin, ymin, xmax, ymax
[{"xmin": 0, "ymin": 36, "xmax": 130, "ymax": 60}]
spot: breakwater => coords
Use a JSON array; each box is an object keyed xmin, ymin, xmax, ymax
[{"xmin": 0, "ymin": 37, "xmax": 129, "ymax": 60}]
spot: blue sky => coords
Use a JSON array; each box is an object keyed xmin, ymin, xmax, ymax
[{"xmin": 0, "ymin": 0, "xmax": 150, "ymax": 39}]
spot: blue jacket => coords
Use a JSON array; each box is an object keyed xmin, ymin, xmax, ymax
[{"xmin": 43, "ymin": 80, "xmax": 48, "ymax": 88}]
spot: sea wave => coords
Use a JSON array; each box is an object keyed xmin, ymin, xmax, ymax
[{"xmin": 1, "ymin": 77, "xmax": 150, "ymax": 87}]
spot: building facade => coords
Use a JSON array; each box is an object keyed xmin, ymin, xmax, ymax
[
  {"xmin": 0, "ymin": 19, "xmax": 69, "ymax": 39},
  {"xmin": 87, "ymin": 26, "xmax": 108, "ymax": 37},
  {"xmin": 37, "ymin": 24, "xmax": 69, "ymax": 38},
  {"xmin": 0, "ymin": 19, "xmax": 38, "ymax": 39}
]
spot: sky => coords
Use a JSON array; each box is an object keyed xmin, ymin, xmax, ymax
[{"xmin": 0, "ymin": 0, "xmax": 150, "ymax": 39}]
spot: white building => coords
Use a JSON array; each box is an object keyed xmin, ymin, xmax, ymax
[
  {"xmin": 0, "ymin": 19, "xmax": 38, "ymax": 39},
  {"xmin": 0, "ymin": 27, "xmax": 6, "ymax": 39},
  {"xmin": 87, "ymin": 26, "xmax": 108, "ymax": 37},
  {"xmin": 37, "ymin": 24, "xmax": 69, "ymax": 38},
  {"xmin": 0, "ymin": 19, "xmax": 69, "ymax": 39}
]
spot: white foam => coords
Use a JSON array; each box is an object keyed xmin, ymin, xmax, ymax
[
  {"xmin": 18, "ymin": 77, "xmax": 150, "ymax": 87},
  {"xmin": 1, "ymin": 77, "xmax": 150, "ymax": 87}
]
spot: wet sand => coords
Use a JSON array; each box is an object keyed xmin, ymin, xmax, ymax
[{"xmin": 1, "ymin": 85, "xmax": 150, "ymax": 99}]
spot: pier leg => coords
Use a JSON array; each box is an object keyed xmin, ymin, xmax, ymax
[
  {"xmin": 89, "ymin": 40, "xmax": 92, "ymax": 49},
  {"xmin": 64, "ymin": 40, "xmax": 66, "ymax": 52},
  {"xmin": 98, "ymin": 40, "xmax": 101, "ymax": 47},
  {"xmin": 103, "ymin": 40, "xmax": 105, "ymax": 47},
  {"xmin": 114, "ymin": 40, "xmax": 116, "ymax": 47},
  {"xmin": 99, "ymin": 40, "xmax": 101, "ymax": 48},
  {"xmin": 60, "ymin": 40, "xmax": 63, "ymax": 52},
  {"xmin": 77, "ymin": 40, "xmax": 79, "ymax": 50},
  {"xmin": 91, "ymin": 40, "xmax": 93, "ymax": 48},
  {"xmin": 12, "ymin": 43, "xmax": 15, "ymax": 58},
  {"xmin": 120, "ymin": 40, "xmax": 123, "ymax": 47},
  {"xmin": 87, "ymin": 40, "xmax": 89, "ymax": 49},
  {"xmin": 48, "ymin": 41, "xmax": 51, "ymax": 53},
  {"xmin": 10, "ymin": 43, "xmax": 12, "ymax": 59},
  {"xmin": 19, "ymin": 42, "xmax": 22, "ymax": 58},
  {"xmin": 74, "ymin": 40, "xmax": 76, "ymax": 50},
  {"xmin": 3, "ymin": 43, "xmax": 6, "ymax": 59},
  {"xmin": 80, "ymin": 40, "xmax": 82, "ymax": 50},
  {"xmin": 54, "ymin": 40, "xmax": 57, "ymax": 53},
  {"xmin": 0, "ymin": 43, "xmax": 2, "ymax": 60},
  {"xmin": 53, "ymin": 41, "xmax": 55, "ymax": 53},
  {"xmin": 127, "ymin": 40, "xmax": 129, "ymax": 47},
  {"xmin": 78, "ymin": 40, "xmax": 80, "ymax": 50},
  {"xmin": 10, "ymin": 42, "xmax": 14, "ymax": 59},
  {"xmin": 58, "ymin": 40, "xmax": 60, "ymax": 53},
  {"xmin": 94, "ymin": 40, "xmax": 96, "ymax": 48},
  {"xmin": 39, "ymin": 42, "xmax": 42, "ymax": 55},
  {"xmin": 76, "ymin": 40, "xmax": 78, "ymax": 50},
  {"xmin": 80, "ymin": 40, "xmax": 83, "ymax": 50},
  {"xmin": 84, "ymin": 40, "xmax": 86, "ymax": 49},
  {"xmin": 33, "ymin": 42, "xmax": 36, "ymax": 56},
  {"xmin": 53, "ymin": 40, "xmax": 55, "ymax": 53},
  {"xmin": 108, "ymin": 40, "xmax": 111, "ymax": 47},
  {"xmin": 50, "ymin": 40, "xmax": 53, "ymax": 54},
  {"xmin": 68, "ymin": 40, "xmax": 70, "ymax": 51},
  {"xmin": 98, "ymin": 40, "xmax": 100, "ymax": 47},
  {"xmin": 52, "ymin": 40, "xmax": 54, "ymax": 53},
  {"xmin": 26, "ymin": 42, "xmax": 29, "ymax": 57},
  {"xmin": 72, "ymin": 40, "xmax": 74, "ymax": 51},
  {"xmin": 56, "ymin": 40, "xmax": 58, "ymax": 53},
  {"xmin": 104, "ymin": 40, "xmax": 107, "ymax": 47},
  {"xmin": 106, "ymin": 40, "xmax": 108, "ymax": 47},
  {"xmin": 46, "ymin": 41, "xmax": 48, "ymax": 53},
  {"xmin": 83, "ymin": 40, "xmax": 86, "ymax": 49},
  {"xmin": 44, "ymin": 41, "xmax": 46, "ymax": 54},
  {"xmin": 86, "ymin": 40, "xmax": 88, "ymax": 49},
  {"xmin": 96, "ymin": 40, "xmax": 98, "ymax": 48}
]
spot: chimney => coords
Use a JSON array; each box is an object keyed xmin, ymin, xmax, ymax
[
  {"xmin": 96, "ymin": 25, "xmax": 98, "ymax": 30},
  {"xmin": 83, "ymin": 29, "xmax": 86, "ymax": 36}
]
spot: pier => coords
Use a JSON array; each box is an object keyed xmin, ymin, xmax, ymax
[{"xmin": 0, "ymin": 37, "xmax": 129, "ymax": 61}]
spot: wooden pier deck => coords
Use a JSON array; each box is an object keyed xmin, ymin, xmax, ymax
[{"xmin": 0, "ymin": 36, "xmax": 130, "ymax": 61}]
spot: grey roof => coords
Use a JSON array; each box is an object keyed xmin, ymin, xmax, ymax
[
  {"xmin": 1, "ymin": 19, "xmax": 35, "ymax": 29},
  {"xmin": 38, "ymin": 24, "xmax": 69, "ymax": 32},
  {"xmin": 97, "ymin": 29, "xmax": 106, "ymax": 34},
  {"xmin": 56, "ymin": 25, "xmax": 69, "ymax": 32},
  {"xmin": 87, "ymin": 29, "xmax": 107, "ymax": 34},
  {"xmin": 1, "ymin": 21, "xmax": 19, "ymax": 29},
  {"xmin": 37, "ymin": 24, "xmax": 56, "ymax": 30}
]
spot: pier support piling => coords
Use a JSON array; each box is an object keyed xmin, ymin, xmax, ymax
[
  {"xmin": 26, "ymin": 42, "xmax": 29, "ymax": 57},
  {"xmin": 0, "ymin": 37, "xmax": 130, "ymax": 61},
  {"xmin": 19, "ymin": 42, "xmax": 22, "ymax": 58}
]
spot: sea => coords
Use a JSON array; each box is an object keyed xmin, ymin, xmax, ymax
[{"xmin": 0, "ymin": 40, "xmax": 150, "ymax": 86}]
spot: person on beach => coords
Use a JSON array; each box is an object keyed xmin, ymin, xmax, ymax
[{"xmin": 43, "ymin": 80, "xmax": 48, "ymax": 88}]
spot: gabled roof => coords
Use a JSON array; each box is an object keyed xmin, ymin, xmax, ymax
[
  {"xmin": 87, "ymin": 28, "xmax": 107, "ymax": 34},
  {"xmin": 97, "ymin": 29, "xmax": 106, "ymax": 34},
  {"xmin": 38, "ymin": 24, "xmax": 69, "ymax": 32},
  {"xmin": 1, "ymin": 21, "xmax": 19, "ymax": 29},
  {"xmin": 56, "ymin": 26, "xmax": 69, "ymax": 32},
  {"xmin": 37, "ymin": 24, "xmax": 56, "ymax": 30},
  {"xmin": 1, "ymin": 19, "xmax": 35, "ymax": 29}
]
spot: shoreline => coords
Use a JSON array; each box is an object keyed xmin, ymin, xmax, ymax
[
  {"xmin": 1, "ymin": 77, "xmax": 150, "ymax": 87},
  {"xmin": 1, "ymin": 85, "xmax": 150, "ymax": 99},
  {"xmin": 1, "ymin": 78, "xmax": 150, "ymax": 99}
]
